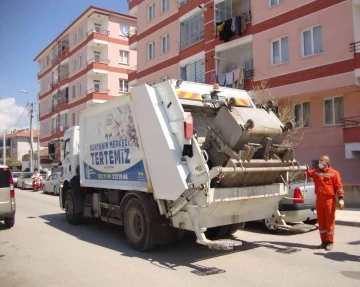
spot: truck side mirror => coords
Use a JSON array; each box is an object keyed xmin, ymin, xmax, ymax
[{"xmin": 48, "ymin": 142, "xmax": 56, "ymax": 159}]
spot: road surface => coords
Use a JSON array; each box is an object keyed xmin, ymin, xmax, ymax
[{"xmin": 1, "ymin": 189, "xmax": 359, "ymax": 287}]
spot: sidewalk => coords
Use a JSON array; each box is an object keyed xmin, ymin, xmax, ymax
[{"xmin": 335, "ymin": 208, "xmax": 360, "ymax": 227}]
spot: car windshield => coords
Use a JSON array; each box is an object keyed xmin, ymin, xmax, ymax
[
  {"xmin": 0, "ymin": 168, "xmax": 11, "ymax": 188},
  {"xmin": 23, "ymin": 173, "xmax": 33, "ymax": 179},
  {"xmin": 12, "ymin": 173, "xmax": 20, "ymax": 178},
  {"xmin": 291, "ymin": 176, "xmax": 314, "ymax": 184}
]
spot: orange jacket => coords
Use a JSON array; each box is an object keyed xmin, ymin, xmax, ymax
[{"xmin": 306, "ymin": 167, "xmax": 344, "ymax": 198}]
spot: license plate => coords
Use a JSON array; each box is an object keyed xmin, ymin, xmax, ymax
[{"xmin": 312, "ymin": 209, "xmax": 317, "ymax": 215}]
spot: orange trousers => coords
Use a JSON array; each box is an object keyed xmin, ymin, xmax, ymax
[{"xmin": 316, "ymin": 193, "xmax": 336, "ymax": 243}]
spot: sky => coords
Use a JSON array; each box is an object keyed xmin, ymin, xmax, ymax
[{"xmin": 0, "ymin": 0, "xmax": 128, "ymax": 133}]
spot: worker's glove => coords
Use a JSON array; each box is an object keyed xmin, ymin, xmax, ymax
[{"xmin": 338, "ymin": 199, "xmax": 345, "ymax": 210}]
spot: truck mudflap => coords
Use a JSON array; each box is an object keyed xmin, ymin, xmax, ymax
[{"xmin": 277, "ymin": 223, "xmax": 318, "ymax": 233}]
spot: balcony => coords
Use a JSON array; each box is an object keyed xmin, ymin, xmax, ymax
[
  {"xmin": 51, "ymin": 104, "xmax": 57, "ymax": 112},
  {"xmin": 51, "ymin": 127, "xmax": 58, "ymax": 134},
  {"xmin": 129, "ymin": 28, "xmax": 137, "ymax": 51},
  {"xmin": 87, "ymin": 58, "xmax": 110, "ymax": 65},
  {"xmin": 179, "ymin": 0, "xmax": 191, "ymax": 7},
  {"xmin": 179, "ymin": 31, "xmax": 205, "ymax": 51},
  {"xmin": 60, "ymin": 97, "xmax": 68, "ymax": 106},
  {"xmin": 87, "ymin": 88, "xmax": 109, "ymax": 94},
  {"xmin": 60, "ymin": 72, "xmax": 69, "ymax": 82},
  {"xmin": 342, "ymin": 116, "xmax": 360, "ymax": 159},
  {"xmin": 127, "ymin": 65, "xmax": 137, "ymax": 82},
  {"xmin": 350, "ymin": 41, "xmax": 360, "ymax": 54},
  {"xmin": 87, "ymin": 28, "xmax": 109, "ymax": 36}
]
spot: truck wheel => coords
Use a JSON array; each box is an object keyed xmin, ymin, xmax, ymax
[
  {"xmin": 228, "ymin": 223, "xmax": 246, "ymax": 235},
  {"xmin": 124, "ymin": 198, "xmax": 155, "ymax": 251},
  {"xmin": 205, "ymin": 225, "xmax": 231, "ymax": 239},
  {"xmin": 5, "ymin": 216, "xmax": 15, "ymax": 228},
  {"xmin": 65, "ymin": 190, "xmax": 83, "ymax": 225}
]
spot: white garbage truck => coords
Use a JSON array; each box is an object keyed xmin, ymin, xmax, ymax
[{"xmin": 49, "ymin": 80, "xmax": 308, "ymax": 251}]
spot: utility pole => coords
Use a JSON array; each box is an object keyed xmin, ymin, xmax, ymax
[
  {"xmin": 3, "ymin": 130, "xmax": 5, "ymax": 166},
  {"xmin": 29, "ymin": 102, "xmax": 34, "ymax": 172}
]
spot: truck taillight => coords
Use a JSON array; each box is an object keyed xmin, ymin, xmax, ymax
[
  {"xmin": 293, "ymin": 187, "xmax": 304, "ymax": 204},
  {"xmin": 184, "ymin": 113, "xmax": 193, "ymax": 139},
  {"xmin": 9, "ymin": 176, "xmax": 15, "ymax": 198}
]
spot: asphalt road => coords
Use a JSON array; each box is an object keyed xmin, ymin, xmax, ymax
[{"xmin": 1, "ymin": 189, "xmax": 359, "ymax": 287}]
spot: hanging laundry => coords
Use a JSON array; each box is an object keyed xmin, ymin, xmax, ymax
[
  {"xmin": 233, "ymin": 68, "xmax": 241, "ymax": 82},
  {"xmin": 210, "ymin": 72, "xmax": 217, "ymax": 84},
  {"xmin": 225, "ymin": 72, "xmax": 234, "ymax": 86},
  {"xmin": 231, "ymin": 17, "xmax": 236, "ymax": 32},
  {"xmin": 222, "ymin": 18, "xmax": 234, "ymax": 42},
  {"xmin": 216, "ymin": 22, "xmax": 225, "ymax": 38},
  {"xmin": 239, "ymin": 67, "xmax": 245, "ymax": 89},
  {"xmin": 241, "ymin": 14, "xmax": 247, "ymax": 34},
  {"xmin": 217, "ymin": 74, "xmax": 226, "ymax": 86},
  {"xmin": 234, "ymin": 16, "xmax": 241, "ymax": 36}
]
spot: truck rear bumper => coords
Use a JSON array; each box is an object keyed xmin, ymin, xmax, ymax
[
  {"xmin": 0, "ymin": 211, "xmax": 15, "ymax": 220},
  {"xmin": 171, "ymin": 183, "xmax": 287, "ymax": 230}
]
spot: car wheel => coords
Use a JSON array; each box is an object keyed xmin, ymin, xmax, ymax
[
  {"xmin": 54, "ymin": 187, "xmax": 57, "ymax": 196},
  {"xmin": 5, "ymin": 216, "xmax": 15, "ymax": 228},
  {"xmin": 263, "ymin": 218, "xmax": 282, "ymax": 234}
]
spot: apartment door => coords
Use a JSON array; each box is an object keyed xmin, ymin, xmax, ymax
[
  {"xmin": 93, "ymin": 80, "xmax": 100, "ymax": 92},
  {"xmin": 94, "ymin": 51, "xmax": 100, "ymax": 63},
  {"xmin": 94, "ymin": 24, "xmax": 101, "ymax": 33}
]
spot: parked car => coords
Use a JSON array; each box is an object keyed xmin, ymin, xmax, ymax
[
  {"xmin": 17, "ymin": 172, "xmax": 34, "ymax": 190},
  {"xmin": 263, "ymin": 175, "xmax": 317, "ymax": 232},
  {"xmin": 11, "ymin": 172, "xmax": 21, "ymax": 188},
  {"xmin": 42, "ymin": 172, "xmax": 62, "ymax": 195},
  {"xmin": 0, "ymin": 165, "xmax": 15, "ymax": 228}
]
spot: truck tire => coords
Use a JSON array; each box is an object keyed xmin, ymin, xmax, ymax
[
  {"xmin": 4, "ymin": 216, "xmax": 15, "ymax": 228},
  {"xmin": 205, "ymin": 225, "xmax": 231, "ymax": 239},
  {"xmin": 124, "ymin": 198, "xmax": 155, "ymax": 251},
  {"xmin": 65, "ymin": 190, "xmax": 84, "ymax": 225}
]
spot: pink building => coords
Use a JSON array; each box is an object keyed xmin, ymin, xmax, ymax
[
  {"xmin": 128, "ymin": 0, "xmax": 360, "ymax": 183},
  {"xmin": 34, "ymin": 6, "xmax": 136, "ymax": 160}
]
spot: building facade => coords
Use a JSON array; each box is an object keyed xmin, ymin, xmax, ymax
[
  {"xmin": 34, "ymin": 6, "xmax": 137, "ymax": 159},
  {"xmin": 128, "ymin": 0, "xmax": 360, "ymax": 183},
  {"xmin": 0, "ymin": 129, "xmax": 39, "ymax": 162}
]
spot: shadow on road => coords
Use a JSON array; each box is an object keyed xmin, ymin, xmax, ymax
[
  {"xmin": 314, "ymin": 252, "xmax": 360, "ymax": 262},
  {"xmin": 39, "ymin": 213, "xmax": 261, "ymax": 275},
  {"xmin": 253, "ymin": 241, "xmax": 316, "ymax": 250},
  {"xmin": 348, "ymin": 240, "xmax": 360, "ymax": 245}
]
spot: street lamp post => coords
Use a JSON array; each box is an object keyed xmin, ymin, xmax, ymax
[{"xmin": 21, "ymin": 90, "xmax": 40, "ymax": 170}]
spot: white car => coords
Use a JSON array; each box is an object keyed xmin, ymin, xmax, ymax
[
  {"xmin": 264, "ymin": 176, "xmax": 317, "ymax": 232},
  {"xmin": 42, "ymin": 172, "xmax": 62, "ymax": 195},
  {"xmin": 0, "ymin": 165, "xmax": 15, "ymax": 228}
]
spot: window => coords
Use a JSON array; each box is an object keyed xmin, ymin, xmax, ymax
[
  {"xmin": 180, "ymin": 13, "xmax": 204, "ymax": 50},
  {"xmin": 72, "ymin": 113, "xmax": 76, "ymax": 125},
  {"xmin": 120, "ymin": 23, "xmax": 129, "ymax": 36},
  {"xmin": 148, "ymin": 82, "xmax": 156, "ymax": 86},
  {"xmin": 148, "ymin": 42, "xmax": 155, "ymax": 60},
  {"xmin": 119, "ymin": 50, "xmax": 129, "ymax": 64},
  {"xmin": 119, "ymin": 79, "xmax": 129, "ymax": 92},
  {"xmin": 162, "ymin": 76, "xmax": 170, "ymax": 82},
  {"xmin": 324, "ymin": 96, "xmax": 343, "ymax": 125},
  {"xmin": 294, "ymin": 102, "xmax": 310, "ymax": 128},
  {"xmin": 73, "ymin": 32, "xmax": 77, "ymax": 44},
  {"xmin": 269, "ymin": 0, "xmax": 284, "ymax": 7},
  {"xmin": 79, "ymin": 55, "xmax": 82, "ymax": 68},
  {"xmin": 94, "ymin": 51, "xmax": 100, "ymax": 62},
  {"xmin": 73, "ymin": 59, "xmax": 77, "ymax": 71},
  {"xmin": 180, "ymin": 59, "xmax": 205, "ymax": 83},
  {"xmin": 161, "ymin": 0, "xmax": 169, "ymax": 13},
  {"xmin": 148, "ymin": 3, "xmax": 155, "ymax": 21},
  {"xmin": 79, "ymin": 27, "xmax": 83, "ymax": 39},
  {"xmin": 94, "ymin": 80, "xmax": 100, "ymax": 92},
  {"xmin": 46, "ymin": 56, "xmax": 50, "ymax": 66},
  {"xmin": 215, "ymin": 0, "xmax": 232, "ymax": 23},
  {"xmin": 79, "ymin": 83, "xmax": 82, "ymax": 96},
  {"xmin": 271, "ymin": 36, "xmax": 289, "ymax": 65},
  {"xmin": 72, "ymin": 85, "xmax": 76, "ymax": 98},
  {"xmin": 94, "ymin": 24, "xmax": 101, "ymax": 33},
  {"xmin": 302, "ymin": 25, "xmax": 323, "ymax": 57},
  {"xmin": 161, "ymin": 34, "xmax": 170, "ymax": 54}
]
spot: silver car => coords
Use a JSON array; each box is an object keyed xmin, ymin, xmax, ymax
[
  {"xmin": 11, "ymin": 172, "xmax": 21, "ymax": 188},
  {"xmin": 17, "ymin": 172, "xmax": 34, "ymax": 190},
  {"xmin": 42, "ymin": 172, "xmax": 62, "ymax": 195},
  {"xmin": 0, "ymin": 165, "xmax": 15, "ymax": 228}
]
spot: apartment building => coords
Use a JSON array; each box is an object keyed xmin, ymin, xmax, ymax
[
  {"xmin": 128, "ymin": 0, "xmax": 360, "ymax": 183},
  {"xmin": 34, "ymin": 6, "xmax": 136, "ymax": 159},
  {"xmin": 0, "ymin": 129, "xmax": 39, "ymax": 162}
]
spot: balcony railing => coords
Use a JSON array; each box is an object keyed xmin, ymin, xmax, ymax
[
  {"xmin": 87, "ymin": 88, "xmax": 109, "ymax": 94},
  {"xmin": 51, "ymin": 105, "xmax": 57, "ymax": 112},
  {"xmin": 60, "ymin": 97, "xmax": 69, "ymax": 105},
  {"xmin": 342, "ymin": 116, "xmax": 360, "ymax": 128},
  {"xmin": 179, "ymin": 31, "xmax": 205, "ymax": 51},
  {"xmin": 87, "ymin": 58, "xmax": 110, "ymax": 65},
  {"xmin": 60, "ymin": 72, "xmax": 69, "ymax": 81},
  {"xmin": 87, "ymin": 28, "xmax": 110, "ymax": 36},
  {"xmin": 60, "ymin": 125, "xmax": 69, "ymax": 132},
  {"xmin": 127, "ymin": 65, "xmax": 137, "ymax": 74},
  {"xmin": 350, "ymin": 41, "xmax": 360, "ymax": 54},
  {"xmin": 51, "ymin": 127, "xmax": 58, "ymax": 134}
]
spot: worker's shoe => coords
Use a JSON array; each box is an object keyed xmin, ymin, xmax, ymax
[
  {"xmin": 325, "ymin": 242, "xmax": 333, "ymax": 251},
  {"xmin": 316, "ymin": 242, "xmax": 327, "ymax": 249}
]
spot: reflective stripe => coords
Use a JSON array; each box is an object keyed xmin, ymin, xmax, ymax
[
  {"xmin": 326, "ymin": 231, "xmax": 334, "ymax": 235},
  {"xmin": 319, "ymin": 230, "xmax": 334, "ymax": 235},
  {"xmin": 319, "ymin": 230, "xmax": 327, "ymax": 234},
  {"xmin": 336, "ymin": 188, "xmax": 343, "ymax": 192},
  {"xmin": 314, "ymin": 172, "xmax": 334, "ymax": 177}
]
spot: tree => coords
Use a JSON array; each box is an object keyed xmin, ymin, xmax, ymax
[{"xmin": 251, "ymin": 79, "xmax": 305, "ymax": 148}]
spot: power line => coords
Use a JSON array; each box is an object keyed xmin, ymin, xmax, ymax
[{"xmin": 13, "ymin": 102, "xmax": 29, "ymax": 129}]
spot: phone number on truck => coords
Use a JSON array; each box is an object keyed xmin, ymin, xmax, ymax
[{"xmin": 97, "ymin": 173, "xmax": 129, "ymax": 180}]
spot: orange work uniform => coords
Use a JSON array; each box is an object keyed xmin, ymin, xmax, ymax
[{"xmin": 306, "ymin": 167, "xmax": 344, "ymax": 243}]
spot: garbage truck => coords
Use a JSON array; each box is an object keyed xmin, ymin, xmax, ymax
[{"xmin": 49, "ymin": 80, "xmax": 308, "ymax": 251}]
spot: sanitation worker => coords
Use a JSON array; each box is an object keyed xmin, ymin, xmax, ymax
[{"xmin": 305, "ymin": 155, "xmax": 344, "ymax": 251}]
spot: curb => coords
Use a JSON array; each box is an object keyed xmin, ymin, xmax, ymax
[{"xmin": 335, "ymin": 220, "xmax": 360, "ymax": 228}]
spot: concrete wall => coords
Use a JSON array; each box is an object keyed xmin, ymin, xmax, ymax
[{"xmin": 344, "ymin": 185, "xmax": 360, "ymax": 207}]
